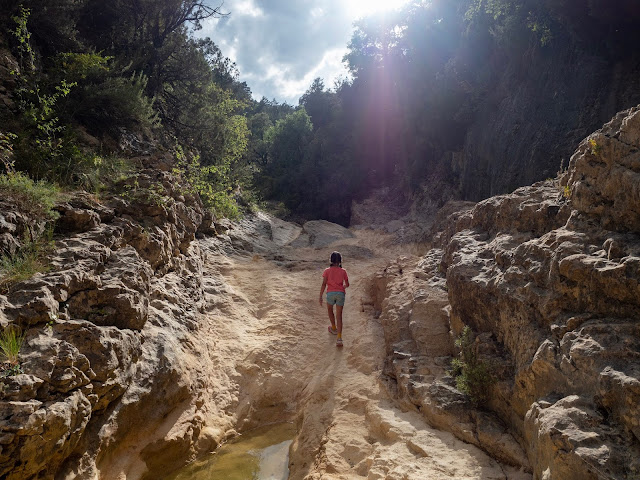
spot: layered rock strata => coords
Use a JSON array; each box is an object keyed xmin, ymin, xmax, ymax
[
  {"xmin": 0, "ymin": 160, "xmax": 231, "ymax": 480},
  {"xmin": 374, "ymin": 105, "xmax": 640, "ymax": 479}
]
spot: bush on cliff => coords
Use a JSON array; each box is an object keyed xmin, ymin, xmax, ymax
[
  {"xmin": 0, "ymin": 225, "xmax": 55, "ymax": 294},
  {"xmin": 0, "ymin": 171, "xmax": 60, "ymax": 221},
  {"xmin": 450, "ymin": 325, "xmax": 495, "ymax": 406},
  {"xmin": 0, "ymin": 171, "xmax": 58, "ymax": 292}
]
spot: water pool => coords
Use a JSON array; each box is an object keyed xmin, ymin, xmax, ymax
[{"xmin": 165, "ymin": 423, "xmax": 296, "ymax": 480}]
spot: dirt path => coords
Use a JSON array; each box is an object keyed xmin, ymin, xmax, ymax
[{"xmin": 202, "ymin": 228, "xmax": 521, "ymax": 479}]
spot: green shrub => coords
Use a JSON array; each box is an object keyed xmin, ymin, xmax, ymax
[
  {"xmin": 10, "ymin": 5, "xmax": 35, "ymax": 74},
  {"xmin": 76, "ymin": 72, "xmax": 159, "ymax": 132},
  {"xmin": 56, "ymin": 52, "xmax": 112, "ymax": 81},
  {"xmin": 75, "ymin": 155, "xmax": 135, "ymax": 194},
  {"xmin": 0, "ymin": 172, "xmax": 58, "ymax": 292},
  {"xmin": 0, "ymin": 172, "xmax": 60, "ymax": 221},
  {"xmin": 0, "ymin": 229, "xmax": 53, "ymax": 292},
  {"xmin": 0, "ymin": 326, "xmax": 25, "ymax": 373},
  {"xmin": 9, "ymin": 8, "xmax": 151, "ymax": 185},
  {"xmin": 205, "ymin": 190, "xmax": 239, "ymax": 219},
  {"xmin": 35, "ymin": 136, "xmax": 137, "ymax": 192},
  {"xmin": 0, "ymin": 132, "xmax": 18, "ymax": 173},
  {"xmin": 118, "ymin": 177, "xmax": 170, "ymax": 207},
  {"xmin": 450, "ymin": 325, "xmax": 495, "ymax": 406},
  {"xmin": 174, "ymin": 147, "xmax": 240, "ymax": 219}
]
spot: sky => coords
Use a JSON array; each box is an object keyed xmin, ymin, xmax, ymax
[{"xmin": 197, "ymin": 0, "xmax": 410, "ymax": 105}]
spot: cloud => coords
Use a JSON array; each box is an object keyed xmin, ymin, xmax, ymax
[{"xmin": 198, "ymin": 0, "xmax": 357, "ymax": 104}]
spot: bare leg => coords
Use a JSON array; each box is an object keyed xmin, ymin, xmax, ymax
[
  {"xmin": 336, "ymin": 305, "xmax": 343, "ymax": 339},
  {"xmin": 326, "ymin": 304, "xmax": 336, "ymax": 329}
]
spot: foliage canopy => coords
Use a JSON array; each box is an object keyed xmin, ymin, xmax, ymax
[{"xmin": 2, "ymin": 0, "xmax": 639, "ymax": 223}]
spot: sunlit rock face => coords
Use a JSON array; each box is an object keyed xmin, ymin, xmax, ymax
[
  {"xmin": 444, "ymin": 105, "xmax": 640, "ymax": 479},
  {"xmin": 369, "ymin": 245, "xmax": 533, "ymax": 472},
  {"xmin": 368, "ymin": 105, "xmax": 640, "ymax": 480},
  {"xmin": 0, "ymin": 157, "xmax": 229, "ymax": 480}
]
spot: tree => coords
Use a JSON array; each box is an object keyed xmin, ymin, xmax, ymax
[
  {"xmin": 299, "ymin": 78, "xmax": 338, "ymax": 131},
  {"xmin": 245, "ymin": 112, "xmax": 272, "ymax": 166},
  {"xmin": 77, "ymin": 0, "xmax": 226, "ymax": 96},
  {"xmin": 260, "ymin": 109, "xmax": 313, "ymax": 205}
]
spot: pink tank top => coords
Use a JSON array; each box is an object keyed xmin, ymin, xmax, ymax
[{"xmin": 323, "ymin": 266, "xmax": 349, "ymax": 293}]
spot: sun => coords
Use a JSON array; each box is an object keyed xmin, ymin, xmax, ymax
[{"xmin": 345, "ymin": 0, "xmax": 410, "ymax": 18}]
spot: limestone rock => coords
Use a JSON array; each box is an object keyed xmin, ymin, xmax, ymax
[
  {"xmin": 55, "ymin": 202, "xmax": 102, "ymax": 234},
  {"xmin": 66, "ymin": 246, "xmax": 152, "ymax": 330},
  {"xmin": 0, "ymin": 375, "xmax": 43, "ymax": 401},
  {"xmin": 0, "ymin": 392, "xmax": 92, "ymax": 480},
  {"xmin": 524, "ymin": 395, "xmax": 638, "ymax": 480},
  {"xmin": 0, "ymin": 167, "xmax": 222, "ymax": 480},
  {"xmin": 371, "ymin": 255, "xmax": 531, "ymax": 470},
  {"xmin": 197, "ymin": 210, "xmax": 218, "ymax": 236},
  {"xmin": 290, "ymin": 220, "xmax": 354, "ymax": 248},
  {"xmin": 438, "ymin": 105, "xmax": 640, "ymax": 478},
  {"xmin": 428, "ymin": 200, "xmax": 476, "ymax": 248},
  {"xmin": 562, "ymin": 105, "xmax": 640, "ymax": 232}
]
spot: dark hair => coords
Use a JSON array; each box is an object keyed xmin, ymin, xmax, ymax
[{"xmin": 330, "ymin": 251, "xmax": 342, "ymax": 267}]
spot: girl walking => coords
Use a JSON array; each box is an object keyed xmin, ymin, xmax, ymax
[{"xmin": 319, "ymin": 251, "xmax": 349, "ymax": 347}]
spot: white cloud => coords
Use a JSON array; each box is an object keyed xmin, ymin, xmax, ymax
[
  {"xmin": 255, "ymin": 47, "xmax": 349, "ymax": 102},
  {"xmin": 310, "ymin": 7, "xmax": 324, "ymax": 18},
  {"xmin": 198, "ymin": 0, "xmax": 361, "ymax": 103},
  {"xmin": 230, "ymin": 0, "xmax": 264, "ymax": 17}
]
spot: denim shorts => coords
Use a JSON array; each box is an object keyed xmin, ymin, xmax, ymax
[{"xmin": 326, "ymin": 291, "xmax": 345, "ymax": 306}]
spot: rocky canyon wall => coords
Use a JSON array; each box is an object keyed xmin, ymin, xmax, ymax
[
  {"xmin": 0, "ymin": 158, "xmax": 242, "ymax": 480},
  {"xmin": 374, "ymin": 105, "xmax": 640, "ymax": 479},
  {"xmin": 455, "ymin": 32, "xmax": 640, "ymax": 201}
]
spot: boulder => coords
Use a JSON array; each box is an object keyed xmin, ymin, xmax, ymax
[{"xmin": 290, "ymin": 220, "xmax": 354, "ymax": 248}]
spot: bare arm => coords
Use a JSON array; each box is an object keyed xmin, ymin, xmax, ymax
[{"xmin": 319, "ymin": 277, "xmax": 327, "ymax": 305}]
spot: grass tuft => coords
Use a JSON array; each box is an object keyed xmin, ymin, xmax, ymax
[
  {"xmin": 0, "ymin": 171, "xmax": 60, "ymax": 221},
  {"xmin": 0, "ymin": 326, "xmax": 25, "ymax": 374},
  {"xmin": 0, "ymin": 228, "xmax": 54, "ymax": 293}
]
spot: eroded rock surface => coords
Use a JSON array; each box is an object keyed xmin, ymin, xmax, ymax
[
  {"xmin": 399, "ymin": 105, "xmax": 640, "ymax": 480},
  {"xmin": 1, "ymin": 173, "xmax": 366, "ymax": 480},
  {"xmin": 2, "ymin": 107, "xmax": 640, "ymax": 480},
  {"xmin": 369, "ymin": 253, "xmax": 531, "ymax": 471},
  {"xmin": 0, "ymin": 160, "xmax": 222, "ymax": 480}
]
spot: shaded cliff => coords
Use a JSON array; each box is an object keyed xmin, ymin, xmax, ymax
[
  {"xmin": 442, "ymin": 1, "xmax": 640, "ymax": 201},
  {"xmin": 458, "ymin": 41, "xmax": 640, "ymax": 199}
]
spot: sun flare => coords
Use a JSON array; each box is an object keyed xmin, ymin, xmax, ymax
[{"xmin": 345, "ymin": 0, "xmax": 410, "ymax": 18}]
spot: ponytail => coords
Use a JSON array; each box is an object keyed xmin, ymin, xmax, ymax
[{"xmin": 330, "ymin": 251, "xmax": 342, "ymax": 267}]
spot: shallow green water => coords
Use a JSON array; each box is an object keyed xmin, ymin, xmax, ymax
[{"xmin": 165, "ymin": 423, "xmax": 296, "ymax": 480}]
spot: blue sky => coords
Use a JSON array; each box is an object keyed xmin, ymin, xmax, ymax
[{"xmin": 198, "ymin": 0, "xmax": 409, "ymax": 104}]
